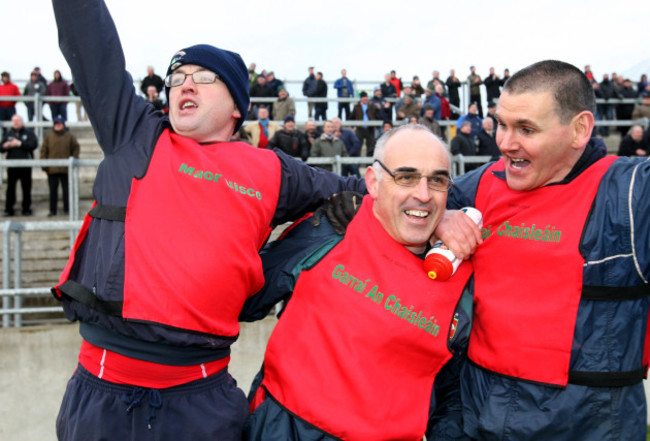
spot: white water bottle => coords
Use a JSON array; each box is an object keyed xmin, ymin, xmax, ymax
[{"xmin": 423, "ymin": 207, "xmax": 482, "ymax": 280}]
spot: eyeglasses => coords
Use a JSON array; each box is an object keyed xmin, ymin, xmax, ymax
[
  {"xmin": 164, "ymin": 70, "xmax": 220, "ymax": 88},
  {"xmin": 374, "ymin": 160, "xmax": 453, "ymax": 192}
]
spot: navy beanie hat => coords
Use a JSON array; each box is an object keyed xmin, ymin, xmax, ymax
[{"xmin": 165, "ymin": 44, "xmax": 250, "ymax": 133}]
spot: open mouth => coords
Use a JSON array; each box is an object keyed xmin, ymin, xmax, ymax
[
  {"xmin": 178, "ymin": 98, "xmax": 198, "ymax": 112},
  {"xmin": 509, "ymin": 157, "xmax": 530, "ymax": 169}
]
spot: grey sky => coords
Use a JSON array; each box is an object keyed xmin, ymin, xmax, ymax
[{"xmin": 3, "ymin": 0, "xmax": 648, "ymax": 86}]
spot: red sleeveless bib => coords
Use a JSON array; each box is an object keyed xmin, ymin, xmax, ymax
[
  {"xmin": 263, "ymin": 196, "xmax": 472, "ymax": 440},
  {"xmin": 122, "ymin": 130, "xmax": 281, "ymax": 336},
  {"xmin": 470, "ymin": 156, "xmax": 616, "ymax": 386}
]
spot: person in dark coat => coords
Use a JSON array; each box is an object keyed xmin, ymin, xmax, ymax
[
  {"xmin": 617, "ymin": 125, "xmax": 648, "ymax": 157},
  {"xmin": 477, "ymin": 118, "xmax": 501, "ymax": 161},
  {"xmin": 1, "ymin": 114, "xmax": 38, "ymax": 215},
  {"xmin": 314, "ymin": 72, "xmax": 328, "ymax": 121}
]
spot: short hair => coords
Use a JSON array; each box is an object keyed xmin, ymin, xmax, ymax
[
  {"xmin": 372, "ymin": 124, "xmax": 449, "ymax": 180},
  {"xmin": 503, "ymin": 60, "xmax": 595, "ymax": 124},
  {"xmin": 628, "ymin": 125, "xmax": 643, "ymax": 135}
]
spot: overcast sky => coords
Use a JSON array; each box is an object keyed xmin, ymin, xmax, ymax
[{"xmin": 3, "ymin": 0, "xmax": 648, "ymax": 88}]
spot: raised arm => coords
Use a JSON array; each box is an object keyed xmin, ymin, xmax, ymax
[{"xmin": 52, "ymin": 0, "xmax": 162, "ymax": 157}]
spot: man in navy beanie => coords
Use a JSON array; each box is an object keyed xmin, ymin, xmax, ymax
[{"xmin": 50, "ymin": 1, "xmax": 365, "ymax": 440}]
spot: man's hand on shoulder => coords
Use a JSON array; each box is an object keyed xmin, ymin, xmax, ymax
[
  {"xmin": 432, "ymin": 209, "xmax": 483, "ymax": 260},
  {"xmin": 311, "ymin": 191, "xmax": 363, "ymax": 235}
]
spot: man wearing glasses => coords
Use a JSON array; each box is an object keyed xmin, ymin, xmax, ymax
[
  {"xmin": 241, "ymin": 124, "xmax": 473, "ymax": 441},
  {"xmin": 50, "ymin": 1, "xmax": 364, "ymax": 440}
]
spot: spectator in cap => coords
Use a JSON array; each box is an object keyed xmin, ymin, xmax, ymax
[
  {"xmin": 39, "ymin": 117, "xmax": 80, "ymax": 216},
  {"xmin": 51, "ymin": 1, "xmax": 366, "ymax": 439},
  {"xmin": 395, "ymin": 86, "xmax": 419, "ymax": 116},
  {"xmin": 423, "ymin": 86, "xmax": 442, "ymax": 121},
  {"xmin": 272, "ymin": 86, "xmax": 295, "ymax": 122},
  {"xmin": 396, "ymin": 94, "xmax": 421, "ymax": 120},
  {"xmin": 268, "ymin": 114, "xmax": 310, "ymax": 161}
]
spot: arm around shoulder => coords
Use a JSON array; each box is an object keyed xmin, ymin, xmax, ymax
[{"xmin": 272, "ymin": 149, "xmax": 366, "ymax": 225}]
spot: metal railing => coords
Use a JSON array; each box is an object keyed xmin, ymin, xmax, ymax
[
  {"xmin": 0, "ymin": 157, "xmax": 101, "ymax": 220},
  {"xmin": 0, "ymin": 153, "xmax": 493, "ymax": 327},
  {"xmin": 2, "ymin": 221, "xmax": 82, "ymax": 327},
  {"xmin": 2, "ymin": 94, "xmax": 647, "ymax": 135}
]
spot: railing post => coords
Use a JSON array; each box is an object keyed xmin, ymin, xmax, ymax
[
  {"xmin": 2, "ymin": 222, "xmax": 12, "ymax": 327},
  {"xmin": 69, "ymin": 157, "xmax": 78, "ymax": 220},
  {"xmin": 13, "ymin": 230, "xmax": 22, "ymax": 327},
  {"xmin": 334, "ymin": 155, "xmax": 342, "ymax": 176},
  {"xmin": 35, "ymin": 93, "xmax": 44, "ymax": 141}
]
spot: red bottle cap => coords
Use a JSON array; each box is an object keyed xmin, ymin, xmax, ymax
[{"xmin": 423, "ymin": 253, "xmax": 453, "ymax": 281}]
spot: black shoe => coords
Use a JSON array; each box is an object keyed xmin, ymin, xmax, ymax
[
  {"xmin": 48, "ymin": 212, "xmax": 57, "ymax": 217},
  {"xmin": 3, "ymin": 211, "xmax": 14, "ymax": 217},
  {"xmin": 22, "ymin": 210, "xmax": 33, "ymax": 216}
]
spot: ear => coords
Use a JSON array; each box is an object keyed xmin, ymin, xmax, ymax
[
  {"xmin": 570, "ymin": 111, "xmax": 594, "ymax": 149},
  {"xmin": 232, "ymin": 107, "xmax": 242, "ymax": 119},
  {"xmin": 365, "ymin": 165, "xmax": 380, "ymax": 199}
]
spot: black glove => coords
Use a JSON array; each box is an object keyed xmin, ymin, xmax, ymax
[{"xmin": 311, "ymin": 191, "xmax": 364, "ymax": 235}]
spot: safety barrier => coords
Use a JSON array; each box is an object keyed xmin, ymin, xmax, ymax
[
  {"xmin": 1, "ymin": 94, "xmax": 647, "ymax": 134},
  {"xmin": 0, "ymin": 157, "xmax": 101, "ymax": 218},
  {"xmin": 0, "ymin": 154, "xmax": 492, "ymax": 327}
]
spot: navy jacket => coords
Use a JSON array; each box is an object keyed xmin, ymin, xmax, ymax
[
  {"xmin": 53, "ymin": 0, "xmax": 365, "ymax": 362},
  {"xmin": 448, "ymin": 139, "xmax": 650, "ymax": 440}
]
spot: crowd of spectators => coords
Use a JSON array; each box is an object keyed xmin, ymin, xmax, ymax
[
  {"xmin": 1, "ymin": 63, "xmax": 649, "ymax": 197},
  {"xmin": 2, "ymin": 64, "xmax": 649, "ymax": 129}
]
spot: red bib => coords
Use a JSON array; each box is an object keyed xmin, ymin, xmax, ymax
[
  {"xmin": 122, "ymin": 130, "xmax": 280, "ymax": 336},
  {"xmin": 470, "ymin": 156, "xmax": 616, "ymax": 386},
  {"xmin": 263, "ymin": 196, "xmax": 472, "ymax": 440}
]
